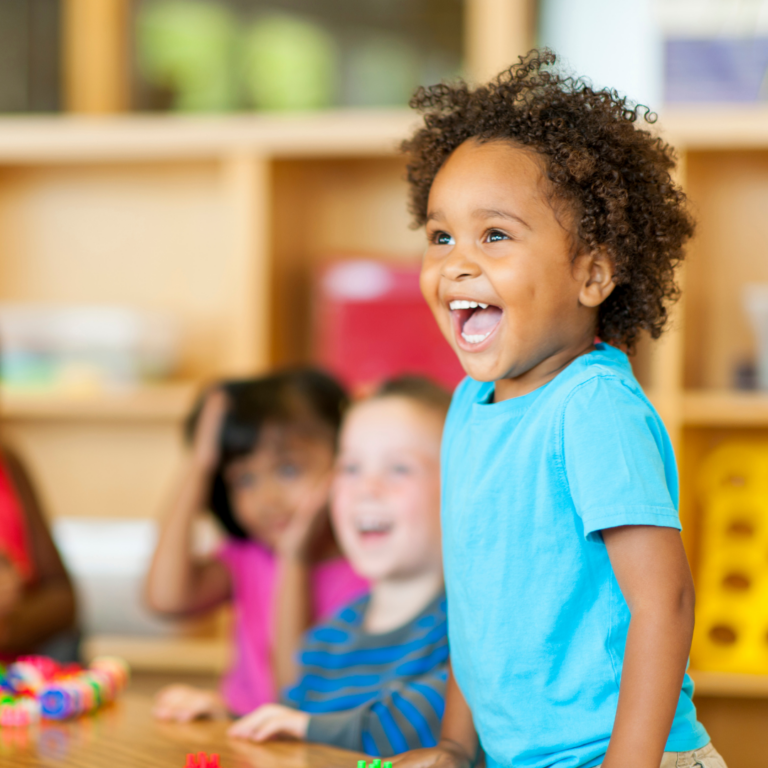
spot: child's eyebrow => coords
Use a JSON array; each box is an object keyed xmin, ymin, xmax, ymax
[{"xmin": 474, "ymin": 208, "xmax": 531, "ymax": 229}]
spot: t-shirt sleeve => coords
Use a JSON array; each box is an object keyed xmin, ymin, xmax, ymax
[
  {"xmin": 305, "ymin": 667, "xmax": 447, "ymax": 756},
  {"xmin": 562, "ymin": 375, "xmax": 682, "ymax": 538}
]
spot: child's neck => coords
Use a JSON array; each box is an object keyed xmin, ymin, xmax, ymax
[
  {"xmin": 363, "ymin": 569, "xmax": 444, "ymax": 635},
  {"xmin": 494, "ymin": 335, "xmax": 597, "ymax": 402}
]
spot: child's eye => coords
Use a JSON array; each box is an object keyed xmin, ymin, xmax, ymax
[
  {"xmin": 339, "ymin": 462, "xmax": 359, "ymax": 476},
  {"xmin": 486, "ymin": 229, "xmax": 510, "ymax": 243},
  {"xmin": 430, "ymin": 231, "xmax": 454, "ymax": 246},
  {"xmin": 230, "ymin": 471, "xmax": 256, "ymax": 490},
  {"xmin": 277, "ymin": 463, "xmax": 301, "ymax": 479},
  {"xmin": 390, "ymin": 464, "xmax": 412, "ymax": 476}
]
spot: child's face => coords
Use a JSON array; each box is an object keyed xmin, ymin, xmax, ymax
[
  {"xmin": 421, "ymin": 139, "xmax": 610, "ymax": 390},
  {"xmin": 224, "ymin": 424, "xmax": 335, "ymax": 548},
  {"xmin": 331, "ymin": 398, "xmax": 443, "ymax": 583}
]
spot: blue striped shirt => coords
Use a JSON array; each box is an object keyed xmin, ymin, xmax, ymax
[{"xmin": 284, "ymin": 592, "xmax": 448, "ymax": 756}]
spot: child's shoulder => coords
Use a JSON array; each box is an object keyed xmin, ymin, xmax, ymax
[
  {"xmin": 561, "ymin": 344, "xmax": 653, "ymax": 417},
  {"xmin": 326, "ymin": 593, "xmax": 370, "ymax": 628}
]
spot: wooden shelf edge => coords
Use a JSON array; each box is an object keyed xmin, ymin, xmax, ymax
[
  {"xmin": 0, "ymin": 109, "xmax": 416, "ymax": 163},
  {"xmin": 0, "ymin": 381, "xmax": 200, "ymax": 422},
  {"xmin": 3, "ymin": 108, "xmax": 768, "ymax": 164},
  {"xmin": 83, "ymin": 635, "xmax": 230, "ymax": 674},
  {"xmin": 681, "ymin": 390, "xmax": 768, "ymax": 427},
  {"xmin": 660, "ymin": 106, "xmax": 768, "ymax": 150},
  {"xmin": 690, "ymin": 669, "xmax": 768, "ymax": 698}
]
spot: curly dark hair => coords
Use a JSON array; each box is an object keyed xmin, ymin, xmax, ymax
[{"xmin": 401, "ymin": 49, "xmax": 694, "ymax": 349}]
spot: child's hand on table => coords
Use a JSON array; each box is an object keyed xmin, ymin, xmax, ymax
[
  {"xmin": 151, "ymin": 684, "xmax": 228, "ymax": 722},
  {"xmin": 227, "ymin": 703, "xmax": 310, "ymax": 742},
  {"xmin": 391, "ymin": 742, "xmax": 475, "ymax": 768}
]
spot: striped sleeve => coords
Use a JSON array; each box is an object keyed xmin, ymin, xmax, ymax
[{"xmin": 306, "ymin": 666, "xmax": 448, "ymax": 756}]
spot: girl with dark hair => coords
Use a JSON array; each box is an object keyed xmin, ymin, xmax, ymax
[{"xmin": 146, "ymin": 369, "xmax": 367, "ymax": 722}]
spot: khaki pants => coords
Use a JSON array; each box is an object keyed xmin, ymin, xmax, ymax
[{"xmin": 599, "ymin": 742, "xmax": 727, "ymax": 768}]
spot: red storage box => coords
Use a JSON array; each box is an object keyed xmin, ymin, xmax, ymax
[{"xmin": 314, "ymin": 259, "xmax": 464, "ymax": 394}]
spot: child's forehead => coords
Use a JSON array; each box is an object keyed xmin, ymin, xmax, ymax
[
  {"xmin": 250, "ymin": 420, "xmax": 334, "ymax": 455},
  {"xmin": 430, "ymin": 139, "xmax": 548, "ymax": 205},
  {"xmin": 428, "ymin": 138, "xmax": 576, "ymax": 231},
  {"xmin": 343, "ymin": 397, "xmax": 443, "ymax": 443}
]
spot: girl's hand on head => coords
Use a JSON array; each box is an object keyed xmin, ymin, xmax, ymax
[
  {"xmin": 227, "ymin": 703, "xmax": 310, "ymax": 742},
  {"xmin": 0, "ymin": 555, "xmax": 22, "ymax": 619},
  {"xmin": 275, "ymin": 473, "xmax": 334, "ymax": 562},
  {"xmin": 191, "ymin": 389, "xmax": 229, "ymax": 474},
  {"xmin": 151, "ymin": 684, "xmax": 227, "ymax": 722}
]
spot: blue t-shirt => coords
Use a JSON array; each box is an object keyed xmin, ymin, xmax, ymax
[{"xmin": 441, "ymin": 344, "xmax": 709, "ymax": 768}]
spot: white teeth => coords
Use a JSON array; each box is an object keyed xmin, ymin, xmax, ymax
[
  {"xmin": 461, "ymin": 331, "xmax": 492, "ymax": 344},
  {"xmin": 449, "ymin": 300, "xmax": 489, "ymax": 310},
  {"xmin": 356, "ymin": 518, "xmax": 393, "ymax": 534}
]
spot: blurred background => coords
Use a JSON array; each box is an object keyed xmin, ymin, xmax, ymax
[{"xmin": 1, "ymin": 2, "xmax": 768, "ymax": 765}]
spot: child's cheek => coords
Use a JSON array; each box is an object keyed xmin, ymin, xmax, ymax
[{"xmin": 329, "ymin": 485, "xmax": 355, "ymax": 545}]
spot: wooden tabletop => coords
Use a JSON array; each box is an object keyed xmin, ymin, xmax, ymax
[{"xmin": 1, "ymin": 690, "xmax": 364, "ymax": 768}]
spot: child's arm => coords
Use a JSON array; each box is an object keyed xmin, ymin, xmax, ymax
[
  {"xmin": 145, "ymin": 390, "xmax": 232, "ymax": 615},
  {"xmin": 0, "ymin": 450, "xmax": 76, "ymax": 652},
  {"xmin": 271, "ymin": 476, "xmax": 334, "ymax": 690},
  {"xmin": 601, "ymin": 525, "xmax": 695, "ymax": 768},
  {"xmin": 391, "ymin": 667, "xmax": 478, "ymax": 768},
  {"xmin": 229, "ymin": 665, "xmax": 476, "ymax": 764}
]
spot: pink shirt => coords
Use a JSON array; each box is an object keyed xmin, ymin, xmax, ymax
[{"xmin": 217, "ymin": 538, "xmax": 368, "ymax": 715}]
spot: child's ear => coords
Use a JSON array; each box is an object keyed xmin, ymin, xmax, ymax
[{"xmin": 578, "ymin": 247, "xmax": 616, "ymax": 308}]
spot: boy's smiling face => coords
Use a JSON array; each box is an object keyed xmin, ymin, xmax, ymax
[
  {"xmin": 331, "ymin": 396, "xmax": 443, "ymax": 584},
  {"xmin": 421, "ymin": 138, "xmax": 615, "ymax": 399}
]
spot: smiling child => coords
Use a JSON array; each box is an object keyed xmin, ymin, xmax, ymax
[
  {"xmin": 228, "ymin": 377, "xmax": 450, "ymax": 756},
  {"xmin": 394, "ymin": 51, "xmax": 726, "ymax": 768}
]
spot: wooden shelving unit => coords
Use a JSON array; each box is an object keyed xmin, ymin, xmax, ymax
[
  {"xmin": 0, "ymin": 109, "xmax": 418, "ymax": 162},
  {"xmin": 690, "ymin": 670, "xmax": 768, "ymax": 699},
  {"xmin": 0, "ymin": 382, "xmax": 198, "ymax": 422},
  {"xmin": 681, "ymin": 390, "xmax": 768, "ymax": 427},
  {"xmin": 0, "ymin": 0, "xmax": 534, "ymax": 674}
]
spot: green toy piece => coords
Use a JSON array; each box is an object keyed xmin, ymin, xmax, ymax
[{"xmin": 357, "ymin": 762, "xmax": 366, "ymax": 768}]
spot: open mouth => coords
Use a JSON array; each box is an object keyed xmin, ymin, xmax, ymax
[
  {"xmin": 449, "ymin": 300, "xmax": 503, "ymax": 347},
  {"xmin": 355, "ymin": 517, "xmax": 394, "ymax": 542}
]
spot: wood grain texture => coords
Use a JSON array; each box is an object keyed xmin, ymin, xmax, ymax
[
  {"xmin": 63, "ymin": 0, "xmax": 130, "ymax": 114},
  {"xmin": 1, "ymin": 690, "xmax": 363, "ymax": 768},
  {"xmin": 464, "ymin": 0, "xmax": 536, "ymax": 83}
]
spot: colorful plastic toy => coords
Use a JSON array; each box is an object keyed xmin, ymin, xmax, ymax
[
  {"xmin": 356, "ymin": 761, "xmax": 392, "ymax": 768},
  {"xmin": 184, "ymin": 754, "xmax": 221, "ymax": 768},
  {"xmin": 0, "ymin": 655, "xmax": 129, "ymax": 726},
  {"xmin": 691, "ymin": 441, "xmax": 768, "ymax": 673}
]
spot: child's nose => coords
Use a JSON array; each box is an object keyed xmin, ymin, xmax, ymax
[
  {"xmin": 440, "ymin": 243, "xmax": 482, "ymax": 281},
  {"xmin": 359, "ymin": 473, "xmax": 386, "ymax": 498}
]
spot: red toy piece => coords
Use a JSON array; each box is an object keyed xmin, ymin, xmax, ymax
[{"xmin": 183, "ymin": 753, "xmax": 222, "ymax": 768}]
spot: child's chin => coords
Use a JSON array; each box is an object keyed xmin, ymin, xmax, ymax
[
  {"xmin": 349, "ymin": 556, "xmax": 396, "ymax": 583},
  {"xmin": 458, "ymin": 354, "xmax": 502, "ymax": 383}
]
